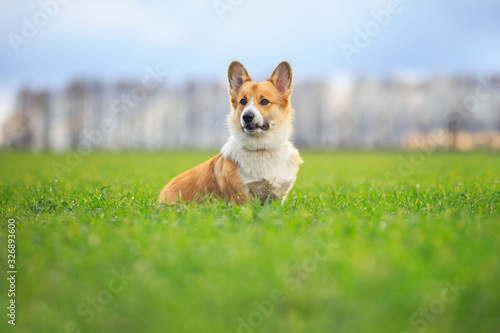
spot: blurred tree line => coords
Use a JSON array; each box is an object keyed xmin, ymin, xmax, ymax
[{"xmin": 2, "ymin": 75, "xmax": 500, "ymax": 150}]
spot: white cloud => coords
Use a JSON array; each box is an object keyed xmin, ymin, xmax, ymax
[{"xmin": 52, "ymin": 0, "xmax": 190, "ymax": 44}]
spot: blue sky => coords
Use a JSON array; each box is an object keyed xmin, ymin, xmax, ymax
[{"xmin": 1, "ymin": 0, "xmax": 500, "ymax": 116}]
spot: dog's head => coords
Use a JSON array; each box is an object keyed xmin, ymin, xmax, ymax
[{"xmin": 227, "ymin": 61, "xmax": 294, "ymax": 150}]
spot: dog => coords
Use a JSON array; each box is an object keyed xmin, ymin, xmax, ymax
[{"xmin": 159, "ymin": 61, "xmax": 303, "ymax": 204}]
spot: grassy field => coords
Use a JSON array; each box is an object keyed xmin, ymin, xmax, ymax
[{"xmin": 1, "ymin": 150, "xmax": 499, "ymax": 333}]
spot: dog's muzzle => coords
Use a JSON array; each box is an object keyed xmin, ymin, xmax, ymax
[{"xmin": 241, "ymin": 111, "xmax": 269, "ymax": 132}]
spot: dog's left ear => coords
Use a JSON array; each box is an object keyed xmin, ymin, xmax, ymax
[
  {"xmin": 268, "ymin": 61, "xmax": 293, "ymax": 97},
  {"xmin": 228, "ymin": 61, "xmax": 252, "ymax": 96}
]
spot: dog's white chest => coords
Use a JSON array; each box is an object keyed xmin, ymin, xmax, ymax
[
  {"xmin": 238, "ymin": 153, "xmax": 296, "ymax": 191},
  {"xmin": 221, "ymin": 140, "xmax": 300, "ymax": 201}
]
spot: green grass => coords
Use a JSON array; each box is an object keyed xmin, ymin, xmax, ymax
[{"xmin": 1, "ymin": 150, "xmax": 499, "ymax": 333}]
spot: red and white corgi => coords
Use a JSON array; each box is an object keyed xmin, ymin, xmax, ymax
[{"xmin": 159, "ymin": 61, "xmax": 303, "ymax": 204}]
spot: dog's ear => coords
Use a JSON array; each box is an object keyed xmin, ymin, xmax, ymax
[
  {"xmin": 228, "ymin": 61, "xmax": 251, "ymax": 95},
  {"xmin": 268, "ymin": 61, "xmax": 292, "ymax": 97}
]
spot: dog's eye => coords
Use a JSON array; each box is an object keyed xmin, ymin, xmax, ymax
[
  {"xmin": 260, "ymin": 99, "xmax": 270, "ymax": 106},
  {"xmin": 240, "ymin": 98, "xmax": 247, "ymax": 106}
]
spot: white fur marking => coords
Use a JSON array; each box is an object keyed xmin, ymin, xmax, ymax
[
  {"xmin": 221, "ymin": 138, "xmax": 301, "ymax": 200},
  {"xmin": 240, "ymin": 98, "xmax": 264, "ymax": 127}
]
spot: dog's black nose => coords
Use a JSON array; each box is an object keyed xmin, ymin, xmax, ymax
[{"xmin": 242, "ymin": 112, "xmax": 254, "ymax": 124}]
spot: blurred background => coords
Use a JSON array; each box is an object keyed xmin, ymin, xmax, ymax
[{"xmin": 1, "ymin": 0, "xmax": 500, "ymax": 150}]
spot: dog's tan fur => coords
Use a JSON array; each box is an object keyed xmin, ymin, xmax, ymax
[{"xmin": 159, "ymin": 153, "xmax": 246, "ymax": 204}]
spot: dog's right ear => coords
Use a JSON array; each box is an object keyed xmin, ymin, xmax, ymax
[{"xmin": 228, "ymin": 61, "xmax": 251, "ymax": 95}]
